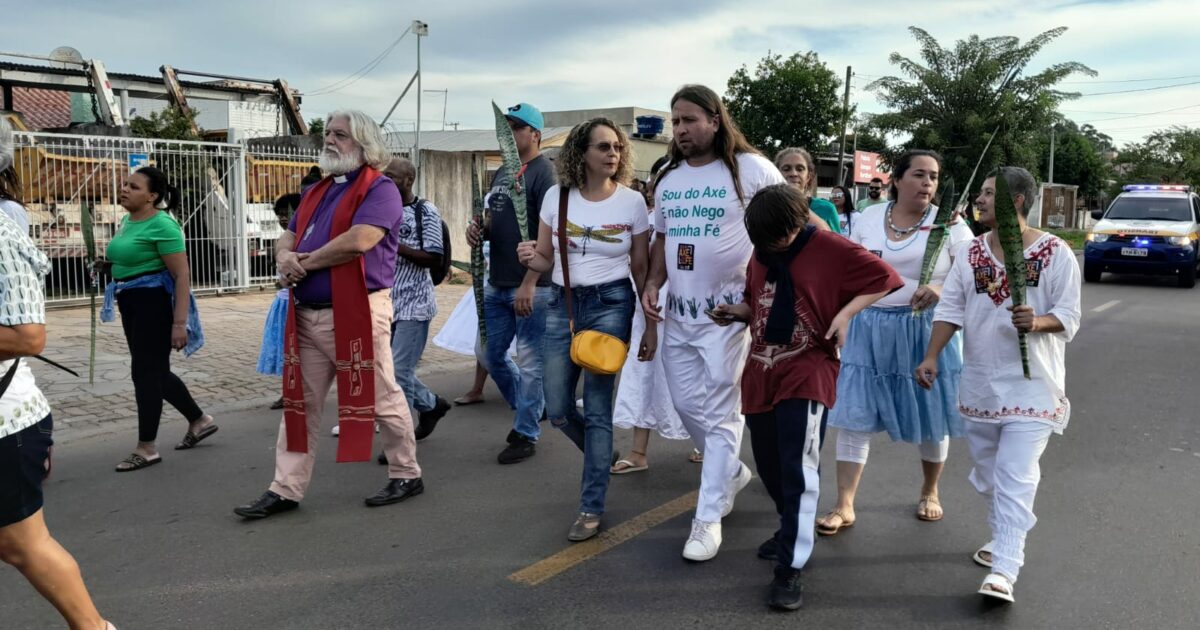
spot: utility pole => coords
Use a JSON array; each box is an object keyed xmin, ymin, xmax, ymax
[
  {"xmin": 1048, "ymin": 125, "xmax": 1056, "ymax": 185},
  {"xmin": 413, "ymin": 20, "xmax": 429, "ymax": 196},
  {"xmin": 836, "ymin": 66, "xmax": 852, "ymax": 186}
]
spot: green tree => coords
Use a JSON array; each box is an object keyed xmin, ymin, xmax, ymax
[
  {"xmin": 867, "ymin": 27, "xmax": 1095, "ymax": 194},
  {"xmin": 1110, "ymin": 126, "xmax": 1200, "ymax": 194},
  {"xmin": 128, "ymin": 106, "xmax": 201, "ymax": 140},
  {"xmin": 307, "ymin": 117, "xmax": 325, "ymax": 138},
  {"xmin": 724, "ymin": 51, "xmax": 845, "ymax": 153},
  {"xmin": 1036, "ymin": 125, "xmax": 1106, "ymax": 204}
]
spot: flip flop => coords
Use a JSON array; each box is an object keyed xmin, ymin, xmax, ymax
[
  {"xmin": 816, "ymin": 509, "xmax": 856, "ymax": 536},
  {"xmin": 174, "ymin": 424, "xmax": 219, "ymax": 450},
  {"xmin": 688, "ymin": 449, "xmax": 704, "ymax": 464},
  {"xmin": 115, "ymin": 453, "xmax": 162, "ymax": 472},
  {"xmin": 978, "ymin": 573, "xmax": 1015, "ymax": 603},
  {"xmin": 973, "ymin": 541, "xmax": 995, "ymax": 568},
  {"xmin": 453, "ymin": 395, "xmax": 484, "ymax": 406},
  {"xmin": 610, "ymin": 459, "xmax": 649, "ymax": 474}
]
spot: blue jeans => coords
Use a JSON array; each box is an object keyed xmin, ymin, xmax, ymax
[
  {"xmin": 391, "ymin": 319, "xmax": 437, "ymax": 419},
  {"xmin": 483, "ymin": 283, "xmax": 551, "ymax": 441},
  {"xmin": 543, "ymin": 279, "xmax": 635, "ymax": 515}
]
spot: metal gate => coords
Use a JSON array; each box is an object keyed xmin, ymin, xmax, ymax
[{"xmin": 11, "ymin": 131, "xmax": 319, "ymax": 305}]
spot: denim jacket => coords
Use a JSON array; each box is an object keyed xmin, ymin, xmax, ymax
[{"xmin": 100, "ymin": 270, "xmax": 205, "ymax": 357}]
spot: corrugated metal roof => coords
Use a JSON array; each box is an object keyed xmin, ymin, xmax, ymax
[
  {"xmin": 386, "ymin": 127, "xmax": 572, "ymax": 153},
  {"xmin": 0, "ymin": 60, "xmax": 281, "ymax": 95}
]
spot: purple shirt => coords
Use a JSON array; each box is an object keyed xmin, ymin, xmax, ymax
[{"xmin": 288, "ymin": 169, "xmax": 404, "ymax": 304}]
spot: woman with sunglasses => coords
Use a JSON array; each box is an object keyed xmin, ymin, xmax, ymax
[
  {"xmin": 517, "ymin": 118, "xmax": 649, "ymax": 541},
  {"xmin": 829, "ymin": 185, "xmax": 857, "ymax": 236}
]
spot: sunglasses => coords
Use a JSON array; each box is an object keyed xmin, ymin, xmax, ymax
[
  {"xmin": 588, "ymin": 142, "xmax": 625, "ymax": 153},
  {"xmin": 831, "ymin": 192, "xmax": 845, "ymax": 197},
  {"xmin": 869, "ymin": 187, "xmax": 882, "ymax": 191}
]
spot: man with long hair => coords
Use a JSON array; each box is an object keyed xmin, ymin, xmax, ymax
[
  {"xmin": 641, "ymin": 85, "xmax": 785, "ymax": 561},
  {"xmin": 234, "ymin": 110, "xmax": 424, "ymax": 519}
]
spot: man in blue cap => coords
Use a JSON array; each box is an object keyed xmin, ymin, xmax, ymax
[{"xmin": 467, "ymin": 102, "xmax": 558, "ymax": 464}]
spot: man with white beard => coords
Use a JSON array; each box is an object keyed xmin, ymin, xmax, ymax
[{"xmin": 234, "ymin": 110, "xmax": 424, "ymax": 520}]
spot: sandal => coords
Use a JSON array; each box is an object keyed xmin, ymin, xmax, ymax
[
  {"xmin": 978, "ymin": 573, "xmax": 1015, "ymax": 603},
  {"xmin": 688, "ymin": 448, "xmax": 704, "ymax": 464},
  {"xmin": 115, "ymin": 453, "xmax": 162, "ymax": 472},
  {"xmin": 611, "ymin": 450, "xmax": 648, "ymax": 474},
  {"xmin": 816, "ymin": 509, "xmax": 855, "ymax": 536},
  {"xmin": 973, "ymin": 541, "xmax": 994, "ymax": 568},
  {"xmin": 175, "ymin": 424, "xmax": 219, "ymax": 450},
  {"xmin": 916, "ymin": 494, "xmax": 943, "ymax": 521}
]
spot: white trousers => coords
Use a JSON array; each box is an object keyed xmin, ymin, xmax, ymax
[
  {"xmin": 662, "ymin": 318, "xmax": 749, "ymax": 523},
  {"xmin": 965, "ymin": 419, "xmax": 1054, "ymax": 583},
  {"xmin": 835, "ymin": 429, "xmax": 949, "ymax": 464}
]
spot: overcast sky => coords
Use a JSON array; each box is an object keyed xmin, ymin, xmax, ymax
[{"xmin": 9, "ymin": 0, "xmax": 1200, "ymax": 147}]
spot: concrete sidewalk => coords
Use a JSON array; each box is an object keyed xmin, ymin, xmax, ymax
[{"xmin": 34, "ymin": 284, "xmax": 475, "ymax": 440}]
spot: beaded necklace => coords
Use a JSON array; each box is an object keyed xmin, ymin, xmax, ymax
[{"xmin": 882, "ymin": 202, "xmax": 932, "ymax": 252}]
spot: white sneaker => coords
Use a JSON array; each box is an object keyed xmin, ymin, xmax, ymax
[
  {"xmin": 721, "ymin": 462, "xmax": 754, "ymax": 517},
  {"xmin": 682, "ymin": 519, "xmax": 722, "ymax": 561}
]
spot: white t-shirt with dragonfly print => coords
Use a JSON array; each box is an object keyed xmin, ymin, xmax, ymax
[{"xmin": 539, "ymin": 184, "xmax": 650, "ymax": 287}]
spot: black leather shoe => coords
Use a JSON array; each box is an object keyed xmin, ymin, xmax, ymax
[
  {"xmin": 415, "ymin": 396, "xmax": 452, "ymax": 441},
  {"xmin": 234, "ymin": 491, "xmax": 299, "ymax": 520},
  {"xmin": 364, "ymin": 477, "xmax": 424, "ymax": 507},
  {"xmin": 377, "ymin": 451, "xmax": 388, "ymax": 465},
  {"xmin": 758, "ymin": 534, "xmax": 780, "ymax": 561},
  {"xmin": 498, "ymin": 436, "xmax": 535, "ymax": 464},
  {"xmin": 768, "ymin": 566, "xmax": 804, "ymax": 610}
]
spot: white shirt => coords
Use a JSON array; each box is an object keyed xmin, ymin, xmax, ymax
[
  {"xmin": 851, "ymin": 202, "xmax": 974, "ymax": 308},
  {"xmin": 0, "ymin": 199, "xmax": 29, "ymax": 234},
  {"xmin": 934, "ymin": 233, "xmax": 1082, "ymax": 432},
  {"xmin": 0, "ymin": 209, "xmax": 51, "ymax": 440},
  {"xmin": 652, "ymin": 153, "xmax": 784, "ymax": 323},
  {"xmin": 540, "ymin": 184, "xmax": 649, "ymax": 287}
]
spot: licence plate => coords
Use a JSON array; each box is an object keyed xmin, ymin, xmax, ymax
[{"xmin": 1121, "ymin": 247, "xmax": 1148, "ymax": 257}]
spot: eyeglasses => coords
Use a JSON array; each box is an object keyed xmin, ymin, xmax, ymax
[
  {"xmin": 831, "ymin": 192, "xmax": 845, "ymax": 198},
  {"xmin": 588, "ymin": 142, "xmax": 625, "ymax": 153}
]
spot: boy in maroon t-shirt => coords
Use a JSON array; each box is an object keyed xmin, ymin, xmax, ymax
[{"xmin": 711, "ymin": 184, "xmax": 902, "ymax": 611}]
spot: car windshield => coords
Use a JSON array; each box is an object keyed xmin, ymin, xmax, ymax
[{"xmin": 1105, "ymin": 196, "xmax": 1192, "ymax": 221}]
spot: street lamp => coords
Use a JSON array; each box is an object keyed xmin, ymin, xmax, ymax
[{"xmin": 413, "ymin": 20, "xmax": 428, "ymax": 195}]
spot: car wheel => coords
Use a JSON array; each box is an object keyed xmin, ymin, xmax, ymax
[
  {"xmin": 1083, "ymin": 263, "xmax": 1101, "ymax": 283},
  {"xmin": 1180, "ymin": 268, "xmax": 1197, "ymax": 288}
]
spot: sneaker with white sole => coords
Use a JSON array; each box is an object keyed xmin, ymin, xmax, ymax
[
  {"xmin": 721, "ymin": 462, "xmax": 753, "ymax": 517},
  {"xmin": 682, "ymin": 518, "xmax": 722, "ymax": 561}
]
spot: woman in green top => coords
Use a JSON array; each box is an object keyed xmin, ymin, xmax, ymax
[
  {"xmin": 106, "ymin": 166, "xmax": 215, "ymax": 472},
  {"xmin": 775, "ymin": 147, "xmax": 841, "ymax": 233}
]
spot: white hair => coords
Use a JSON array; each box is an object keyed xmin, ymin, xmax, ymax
[
  {"xmin": 325, "ymin": 109, "xmax": 391, "ymax": 171},
  {"xmin": 0, "ymin": 117, "xmax": 13, "ymax": 173}
]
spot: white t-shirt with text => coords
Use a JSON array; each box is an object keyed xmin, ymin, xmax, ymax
[
  {"xmin": 652, "ymin": 153, "xmax": 784, "ymax": 323},
  {"xmin": 851, "ymin": 202, "xmax": 974, "ymax": 308},
  {"xmin": 540, "ymin": 184, "xmax": 650, "ymax": 287}
]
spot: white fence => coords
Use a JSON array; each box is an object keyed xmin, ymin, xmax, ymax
[{"xmin": 10, "ymin": 131, "xmax": 320, "ymax": 306}]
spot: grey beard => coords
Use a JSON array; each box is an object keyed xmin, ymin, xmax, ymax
[{"xmin": 319, "ymin": 150, "xmax": 364, "ymax": 176}]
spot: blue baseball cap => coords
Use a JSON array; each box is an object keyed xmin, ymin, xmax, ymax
[{"xmin": 505, "ymin": 102, "xmax": 544, "ymax": 131}]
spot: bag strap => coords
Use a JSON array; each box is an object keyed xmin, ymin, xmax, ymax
[
  {"xmin": 412, "ymin": 197, "xmax": 426, "ymax": 251},
  {"xmin": 557, "ymin": 187, "xmax": 575, "ymax": 334},
  {"xmin": 0, "ymin": 358, "xmax": 20, "ymax": 400}
]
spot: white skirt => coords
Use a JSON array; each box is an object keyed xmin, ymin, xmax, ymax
[
  {"xmin": 613, "ymin": 283, "xmax": 689, "ymax": 440},
  {"xmin": 432, "ymin": 288, "xmax": 516, "ymax": 357}
]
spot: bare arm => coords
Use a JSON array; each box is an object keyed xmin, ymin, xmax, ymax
[
  {"xmin": 397, "ymin": 244, "xmax": 442, "ymax": 268},
  {"xmin": 629, "ymin": 231, "xmax": 649, "ymax": 299},
  {"xmin": 519, "ymin": 221, "xmax": 556, "ymax": 274},
  {"xmin": 825, "ymin": 288, "xmax": 893, "ymax": 348},
  {"xmin": 645, "ymin": 235, "xmax": 667, "ymax": 291},
  {"xmin": 300, "ymin": 225, "xmax": 387, "ymax": 271},
  {"xmin": 0, "ymin": 324, "xmax": 46, "ymax": 361},
  {"xmin": 162, "ymin": 252, "xmax": 191, "ymax": 326}
]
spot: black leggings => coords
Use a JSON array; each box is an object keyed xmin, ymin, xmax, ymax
[{"xmin": 116, "ymin": 287, "xmax": 204, "ymax": 442}]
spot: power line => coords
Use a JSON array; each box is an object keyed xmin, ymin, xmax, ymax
[
  {"xmin": 1077, "ymin": 80, "xmax": 1200, "ymax": 97},
  {"xmin": 305, "ymin": 25, "xmax": 413, "ymax": 96},
  {"xmin": 1062, "ymin": 74, "xmax": 1200, "ymax": 84},
  {"xmin": 1075, "ymin": 103, "xmax": 1200, "ymax": 123}
]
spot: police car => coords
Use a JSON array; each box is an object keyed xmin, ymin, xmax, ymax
[{"xmin": 1085, "ymin": 185, "xmax": 1200, "ymax": 288}]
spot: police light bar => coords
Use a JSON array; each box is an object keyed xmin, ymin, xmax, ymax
[{"xmin": 1122, "ymin": 184, "xmax": 1191, "ymax": 192}]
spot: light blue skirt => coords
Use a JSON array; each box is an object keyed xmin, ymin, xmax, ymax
[
  {"xmin": 828, "ymin": 305, "xmax": 963, "ymax": 443},
  {"xmin": 256, "ymin": 289, "xmax": 289, "ymax": 376}
]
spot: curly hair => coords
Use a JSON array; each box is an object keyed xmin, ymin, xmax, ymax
[{"xmin": 555, "ymin": 117, "xmax": 634, "ymax": 189}]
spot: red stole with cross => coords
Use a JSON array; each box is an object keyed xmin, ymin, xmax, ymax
[{"xmin": 282, "ymin": 167, "xmax": 381, "ymax": 462}]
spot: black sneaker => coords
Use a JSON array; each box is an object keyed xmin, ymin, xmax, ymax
[
  {"xmin": 505, "ymin": 429, "xmax": 522, "ymax": 444},
  {"xmin": 498, "ymin": 436, "xmax": 535, "ymax": 464},
  {"xmin": 758, "ymin": 535, "xmax": 780, "ymax": 561},
  {"xmin": 768, "ymin": 566, "xmax": 804, "ymax": 611},
  {"xmin": 415, "ymin": 396, "xmax": 452, "ymax": 441}
]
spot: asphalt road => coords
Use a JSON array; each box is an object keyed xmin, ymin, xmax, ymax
[{"xmin": 3, "ymin": 265, "xmax": 1199, "ymax": 629}]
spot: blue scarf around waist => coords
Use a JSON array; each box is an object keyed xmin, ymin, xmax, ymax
[{"xmin": 100, "ymin": 270, "xmax": 205, "ymax": 357}]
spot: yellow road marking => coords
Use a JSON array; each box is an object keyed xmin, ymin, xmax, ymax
[{"xmin": 508, "ymin": 490, "xmax": 698, "ymax": 586}]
